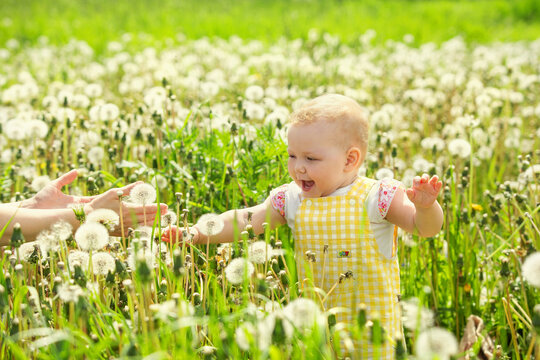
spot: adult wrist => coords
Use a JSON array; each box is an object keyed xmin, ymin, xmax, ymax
[{"xmin": 19, "ymin": 198, "xmax": 36, "ymax": 209}]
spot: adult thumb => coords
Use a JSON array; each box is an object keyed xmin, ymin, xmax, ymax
[{"xmin": 52, "ymin": 169, "xmax": 78, "ymax": 189}]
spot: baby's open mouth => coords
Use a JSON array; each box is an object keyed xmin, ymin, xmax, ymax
[{"xmin": 301, "ymin": 180, "xmax": 315, "ymax": 192}]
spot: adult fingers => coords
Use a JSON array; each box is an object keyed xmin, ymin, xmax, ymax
[
  {"xmin": 123, "ymin": 203, "xmax": 168, "ymax": 215},
  {"xmin": 102, "ymin": 181, "xmax": 144, "ymax": 200},
  {"xmin": 77, "ymin": 195, "xmax": 99, "ymax": 203},
  {"xmin": 51, "ymin": 169, "xmax": 78, "ymax": 189},
  {"xmin": 120, "ymin": 181, "xmax": 144, "ymax": 195}
]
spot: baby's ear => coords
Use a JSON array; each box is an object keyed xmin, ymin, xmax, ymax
[{"xmin": 345, "ymin": 147, "xmax": 362, "ymax": 171}]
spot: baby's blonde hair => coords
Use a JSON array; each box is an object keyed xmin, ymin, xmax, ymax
[{"xmin": 289, "ymin": 94, "xmax": 369, "ymax": 163}]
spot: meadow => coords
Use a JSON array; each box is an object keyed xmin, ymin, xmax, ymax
[{"xmin": 0, "ymin": 0, "xmax": 540, "ymax": 359}]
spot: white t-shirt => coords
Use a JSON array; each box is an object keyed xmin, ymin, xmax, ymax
[{"xmin": 272, "ymin": 178, "xmax": 403, "ymax": 259}]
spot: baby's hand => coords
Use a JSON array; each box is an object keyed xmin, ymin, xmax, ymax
[
  {"xmin": 161, "ymin": 226, "xmax": 198, "ymax": 244},
  {"xmin": 406, "ymin": 174, "xmax": 443, "ymax": 209}
]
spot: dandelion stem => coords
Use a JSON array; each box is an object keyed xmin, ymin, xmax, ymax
[
  {"xmin": 502, "ymin": 297, "xmax": 521, "ymax": 360},
  {"xmin": 143, "ymin": 204, "xmax": 147, "ymax": 227},
  {"xmin": 508, "ymin": 298, "xmax": 532, "ymax": 329},
  {"xmin": 321, "ymin": 245, "xmax": 328, "ymax": 292},
  {"xmin": 119, "ymin": 195, "xmax": 126, "ymax": 249},
  {"xmin": 524, "ymin": 335, "xmax": 536, "ymax": 360},
  {"xmin": 322, "ymin": 278, "xmax": 342, "ymax": 304},
  {"xmin": 510, "ymin": 252, "xmax": 531, "ymax": 319}
]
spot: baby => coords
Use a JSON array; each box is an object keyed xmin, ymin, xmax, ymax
[{"xmin": 165, "ymin": 94, "xmax": 443, "ymax": 357}]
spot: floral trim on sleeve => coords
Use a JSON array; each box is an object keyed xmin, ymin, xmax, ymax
[
  {"xmin": 378, "ymin": 178, "xmax": 404, "ymax": 219},
  {"xmin": 270, "ymin": 184, "xmax": 288, "ymax": 217}
]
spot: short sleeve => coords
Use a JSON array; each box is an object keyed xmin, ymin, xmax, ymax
[
  {"xmin": 378, "ymin": 178, "xmax": 405, "ymax": 219},
  {"xmin": 366, "ymin": 178, "xmax": 405, "ymax": 223},
  {"xmin": 270, "ymin": 184, "xmax": 288, "ymax": 217}
]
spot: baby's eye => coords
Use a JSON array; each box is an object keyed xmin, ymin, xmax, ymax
[
  {"xmin": 288, "ymin": 154, "xmax": 296, "ymax": 159},
  {"xmin": 306, "ymin": 157, "xmax": 317, "ymax": 161}
]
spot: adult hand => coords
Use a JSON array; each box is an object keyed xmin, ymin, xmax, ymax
[
  {"xmin": 405, "ymin": 174, "xmax": 443, "ymax": 209},
  {"xmin": 83, "ymin": 182, "xmax": 168, "ymax": 236},
  {"xmin": 25, "ymin": 170, "xmax": 97, "ymax": 209}
]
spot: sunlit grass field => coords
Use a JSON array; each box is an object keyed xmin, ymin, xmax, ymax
[
  {"xmin": 0, "ymin": 0, "xmax": 539, "ymax": 359},
  {"xmin": 1, "ymin": 0, "xmax": 540, "ymax": 52}
]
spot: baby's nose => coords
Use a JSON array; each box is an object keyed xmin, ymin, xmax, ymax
[{"xmin": 295, "ymin": 163, "xmax": 306, "ymax": 173}]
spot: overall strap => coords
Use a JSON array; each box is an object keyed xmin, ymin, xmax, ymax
[{"xmin": 348, "ymin": 176, "xmax": 377, "ymax": 201}]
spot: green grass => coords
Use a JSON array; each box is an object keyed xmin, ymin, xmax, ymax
[{"xmin": 1, "ymin": 0, "xmax": 540, "ymax": 54}]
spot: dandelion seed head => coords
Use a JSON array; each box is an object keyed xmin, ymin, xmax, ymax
[
  {"xmin": 68, "ymin": 250, "xmax": 89, "ymax": 271},
  {"xmin": 225, "ymin": 258, "xmax": 254, "ymax": 285},
  {"xmin": 58, "ymin": 284, "xmax": 84, "ymax": 303},
  {"xmin": 264, "ymin": 301, "xmax": 281, "ymax": 313},
  {"xmin": 375, "ymin": 168, "xmax": 394, "ymax": 180},
  {"xmin": 412, "ymin": 158, "xmax": 434, "ymax": 173},
  {"xmin": 37, "ymin": 230, "xmax": 61, "ymax": 254},
  {"xmin": 92, "ymin": 251, "xmax": 116, "ymax": 276},
  {"xmin": 415, "ymin": 327, "xmax": 458, "ymax": 360},
  {"xmin": 31, "ymin": 175, "xmax": 51, "ymax": 192},
  {"xmin": 283, "ymin": 297, "xmax": 325, "ymax": 332},
  {"xmin": 522, "ymin": 164, "xmax": 540, "ymax": 183},
  {"xmin": 74, "ymin": 222, "xmax": 109, "ymax": 251},
  {"xmin": 477, "ymin": 146, "xmax": 493, "ymax": 160},
  {"xmin": 18, "ymin": 241, "xmax": 40, "ymax": 263},
  {"xmin": 4, "ymin": 119, "xmax": 27, "ymax": 140},
  {"xmin": 129, "ymin": 183, "xmax": 157, "ymax": 205},
  {"xmin": 28, "ymin": 119, "xmax": 49, "ymax": 139},
  {"xmin": 133, "ymin": 226, "xmax": 154, "ymax": 242},
  {"xmin": 245, "ymin": 85, "xmax": 264, "ymax": 101},
  {"xmin": 244, "ymin": 102, "xmax": 265, "ymax": 120},
  {"xmin": 235, "ymin": 322, "xmax": 256, "ymax": 351},
  {"xmin": 87, "ymin": 146, "xmax": 104, "ymax": 165},
  {"xmin": 448, "ymin": 138, "xmax": 471, "ymax": 159},
  {"xmin": 401, "ymin": 298, "xmax": 434, "ymax": 331},
  {"xmin": 127, "ymin": 248, "xmax": 155, "ymax": 271},
  {"xmin": 160, "ymin": 212, "xmax": 177, "ymax": 228},
  {"xmin": 86, "ymin": 209, "xmax": 119, "ymax": 231},
  {"xmin": 100, "ymin": 103, "xmax": 119, "ymax": 121},
  {"xmin": 420, "ymin": 137, "xmax": 445, "ymax": 152},
  {"xmin": 151, "ymin": 174, "xmax": 168, "ymax": 189},
  {"xmin": 522, "ymin": 252, "xmax": 540, "ymax": 288},
  {"xmin": 196, "ymin": 213, "xmax": 225, "ymax": 236},
  {"xmin": 51, "ymin": 220, "xmax": 73, "ymax": 241},
  {"xmin": 199, "ymin": 346, "xmax": 217, "ymax": 356},
  {"xmin": 248, "ymin": 241, "xmax": 274, "ymax": 264},
  {"xmin": 149, "ymin": 300, "xmax": 177, "ymax": 320}
]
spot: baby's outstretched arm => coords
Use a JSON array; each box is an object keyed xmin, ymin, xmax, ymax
[
  {"xmin": 163, "ymin": 197, "xmax": 286, "ymax": 244},
  {"xmin": 385, "ymin": 173, "xmax": 443, "ymax": 237}
]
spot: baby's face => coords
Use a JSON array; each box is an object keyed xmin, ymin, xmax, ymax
[{"xmin": 287, "ymin": 121, "xmax": 357, "ymax": 198}]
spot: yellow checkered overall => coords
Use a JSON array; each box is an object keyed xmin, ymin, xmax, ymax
[{"xmin": 294, "ymin": 177, "xmax": 401, "ymax": 359}]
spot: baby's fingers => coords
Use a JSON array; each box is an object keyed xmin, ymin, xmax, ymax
[
  {"xmin": 406, "ymin": 188, "xmax": 416, "ymax": 202},
  {"xmin": 428, "ymin": 175, "xmax": 443, "ymax": 193},
  {"xmin": 161, "ymin": 226, "xmax": 183, "ymax": 243}
]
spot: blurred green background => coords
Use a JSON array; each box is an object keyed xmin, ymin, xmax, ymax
[{"xmin": 1, "ymin": 0, "xmax": 539, "ymax": 53}]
